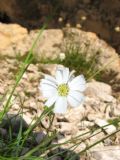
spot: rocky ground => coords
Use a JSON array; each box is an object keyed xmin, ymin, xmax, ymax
[
  {"xmin": 0, "ymin": 22, "xmax": 120, "ymax": 159},
  {"xmin": 0, "ymin": 0, "xmax": 120, "ymax": 53},
  {"xmin": 0, "ymin": 57, "xmax": 120, "ymax": 160}
]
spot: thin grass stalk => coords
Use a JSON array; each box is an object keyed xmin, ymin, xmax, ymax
[
  {"xmin": 0, "ymin": 24, "xmax": 46, "ymax": 121},
  {"xmin": 69, "ymin": 128, "xmax": 120, "ymax": 160},
  {"xmin": 87, "ymin": 56, "xmax": 119, "ymax": 81}
]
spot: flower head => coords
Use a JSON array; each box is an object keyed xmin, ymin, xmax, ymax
[{"xmin": 39, "ymin": 67, "xmax": 86, "ymax": 113}]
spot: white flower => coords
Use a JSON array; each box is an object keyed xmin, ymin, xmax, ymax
[
  {"xmin": 59, "ymin": 53, "xmax": 66, "ymax": 61},
  {"xmin": 39, "ymin": 67, "xmax": 86, "ymax": 114}
]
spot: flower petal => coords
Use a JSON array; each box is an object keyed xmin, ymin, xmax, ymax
[
  {"xmin": 56, "ymin": 67, "xmax": 64, "ymax": 84},
  {"xmin": 67, "ymin": 90, "xmax": 84, "ymax": 107},
  {"xmin": 54, "ymin": 97, "xmax": 67, "ymax": 113},
  {"xmin": 68, "ymin": 70, "xmax": 75, "ymax": 82},
  {"xmin": 68, "ymin": 75, "xmax": 86, "ymax": 91},
  {"xmin": 41, "ymin": 79, "xmax": 57, "ymax": 88},
  {"xmin": 44, "ymin": 74, "xmax": 56, "ymax": 84},
  {"xmin": 62, "ymin": 68, "xmax": 70, "ymax": 83},
  {"xmin": 42, "ymin": 89, "xmax": 57, "ymax": 98},
  {"xmin": 40, "ymin": 81, "xmax": 56, "ymax": 91},
  {"xmin": 45, "ymin": 94, "xmax": 58, "ymax": 107}
]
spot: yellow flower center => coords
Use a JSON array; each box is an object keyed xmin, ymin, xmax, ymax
[{"xmin": 58, "ymin": 84, "xmax": 69, "ymax": 96}]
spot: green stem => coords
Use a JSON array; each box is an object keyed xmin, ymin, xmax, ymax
[
  {"xmin": 0, "ymin": 24, "xmax": 46, "ymax": 121},
  {"xmin": 21, "ymin": 106, "xmax": 53, "ymax": 147},
  {"xmin": 87, "ymin": 56, "xmax": 118, "ymax": 81},
  {"xmin": 81, "ymin": 128, "xmax": 120, "ymax": 154},
  {"xmin": 21, "ymin": 133, "xmax": 56, "ymax": 159},
  {"xmin": 44, "ymin": 117, "xmax": 120, "ymax": 155},
  {"xmin": 69, "ymin": 128, "xmax": 120, "ymax": 160}
]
